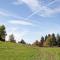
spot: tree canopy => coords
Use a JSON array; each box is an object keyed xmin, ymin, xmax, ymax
[{"xmin": 0, "ymin": 25, "xmax": 6, "ymax": 41}]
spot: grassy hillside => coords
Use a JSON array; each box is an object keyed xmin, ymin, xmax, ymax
[{"xmin": 0, "ymin": 41, "xmax": 60, "ymax": 60}]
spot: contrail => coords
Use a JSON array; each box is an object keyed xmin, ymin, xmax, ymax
[
  {"xmin": 47, "ymin": 0, "xmax": 56, "ymax": 6},
  {"xmin": 26, "ymin": 0, "xmax": 56, "ymax": 19},
  {"xmin": 16, "ymin": 0, "xmax": 57, "ymax": 21},
  {"xmin": 27, "ymin": 9, "xmax": 40, "ymax": 19}
]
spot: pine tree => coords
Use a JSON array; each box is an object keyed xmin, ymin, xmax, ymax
[
  {"xmin": 18, "ymin": 39, "xmax": 26, "ymax": 44},
  {"xmin": 0, "ymin": 25, "xmax": 6, "ymax": 41},
  {"xmin": 9, "ymin": 34, "xmax": 16, "ymax": 43},
  {"xmin": 51, "ymin": 33, "xmax": 57, "ymax": 46},
  {"xmin": 56, "ymin": 34, "xmax": 60, "ymax": 47},
  {"xmin": 40, "ymin": 36, "xmax": 44, "ymax": 47}
]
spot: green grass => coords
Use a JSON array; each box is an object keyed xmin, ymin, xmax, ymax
[{"xmin": 0, "ymin": 41, "xmax": 60, "ymax": 60}]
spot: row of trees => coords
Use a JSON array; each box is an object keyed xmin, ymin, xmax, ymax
[
  {"xmin": 0, "ymin": 25, "xmax": 60, "ymax": 47},
  {"xmin": 33, "ymin": 33, "xmax": 60, "ymax": 47},
  {"xmin": 9, "ymin": 34, "xmax": 26, "ymax": 44},
  {"xmin": 0, "ymin": 25, "xmax": 26, "ymax": 44}
]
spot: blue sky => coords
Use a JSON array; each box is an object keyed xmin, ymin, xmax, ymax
[{"xmin": 0, "ymin": 0, "xmax": 60, "ymax": 43}]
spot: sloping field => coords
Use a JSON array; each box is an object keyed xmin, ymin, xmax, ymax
[{"xmin": 0, "ymin": 41, "xmax": 60, "ymax": 60}]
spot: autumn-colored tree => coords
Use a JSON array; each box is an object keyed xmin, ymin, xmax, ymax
[
  {"xmin": 44, "ymin": 36, "xmax": 53, "ymax": 47},
  {"xmin": 32, "ymin": 40, "xmax": 39, "ymax": 46}
]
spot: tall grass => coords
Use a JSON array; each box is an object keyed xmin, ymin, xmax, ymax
[{"xmin": 0, "ymin": 41, "xmax": 60, "ymax": 60}]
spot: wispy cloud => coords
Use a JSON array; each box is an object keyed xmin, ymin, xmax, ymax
[
  {"xmin": 0, "ymin": 8, "xmax": 26, "ymax": 19},
  {"xmin": 0, "ymin": 9, "xmax": 9, "ymax": 16},
  {"xmin": 13, "ymin": 0, "xmax": 60, "ymax": 17},
  {"xmin": 9, "ymin": 20, "xmax": 33, "ymax": 25},
  {"xmin": 0, "ymin": 8, "xmax": 37, "ymax": 26}
]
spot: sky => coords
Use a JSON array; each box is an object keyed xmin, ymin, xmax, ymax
[{"xmin": 0, "ymin": 0, "xmax": 60, "ymax": 43}]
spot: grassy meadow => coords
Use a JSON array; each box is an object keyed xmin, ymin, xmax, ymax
[{"xmin": 0, "ymin": 41, "xmax": 60, "ymax": 60}]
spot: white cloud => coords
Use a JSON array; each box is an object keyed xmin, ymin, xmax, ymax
[
  {"xmin": 13, "ymin": 0, "xmax": 60, "ymax": 17},
  {"xmin": 6, "ymin": 27, "xmax": 29, "ymax": 43},
  {"xmin": 9, "ymin": 20, "xmax": 33, "ymax": 25}
]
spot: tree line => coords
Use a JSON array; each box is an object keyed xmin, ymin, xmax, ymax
[
  {"xmin": 0, "ymin": 25, "xmax": 60, "ymax": 47},
  {"xmin": 33, "ymin": 33, "xmax": 60, "ymax": 47}
]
